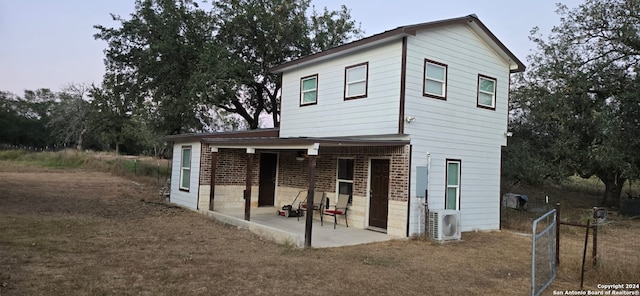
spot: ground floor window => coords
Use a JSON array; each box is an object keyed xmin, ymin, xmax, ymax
[
  {"xmin": 337, "ymin": 158, "xmax": 354, "ymax": 204},
  {"xmin": 180, "ymin": 146, "xmax": 192, "ymax": 191},
  {"xmin": 445, "ymin": 159, "xmax": 461, "ymax": 210}
]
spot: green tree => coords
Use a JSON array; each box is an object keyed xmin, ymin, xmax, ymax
[
  {"xmin": 212, "ymin": 0, "xmax": 363, "ymax": 128},
  {"xmin": 94, "ymin": 0, "xmax": 363, "ymax": 132},
  {"xmin": 94, "ymin": 0, "xmax": 220, "ymax": 135},
  {"xmin": 88, "ymin": 75, "xmax": 141, "ymax": 155},
  {"xmin": 507, "ymin": 0, "xmax": 640, "ymax": 207},
  {"xmin": 128, "ymin": 100, "xmax": 170, "ymax": 157},
  {"xmin": 0, "ymin": 89, "xmax": 56, "ymax": 148},
  {"xmin": 0, "ymin": 91, "xmax": 22, "ymax": 145}
]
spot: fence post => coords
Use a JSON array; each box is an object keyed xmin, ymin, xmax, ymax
[
  {"xmin": 580, "ymin": 219, "xmax": 591, "ymax": 290},
  {"xmin": 555, "ymin": 202, "xmax": 560, "ymax": 266},
  {"xmin": 592, "ymin": 209, "xmax": 598, "ymax": 268}
]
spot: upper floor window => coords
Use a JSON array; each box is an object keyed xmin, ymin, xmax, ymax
[
  {"xmin": 423, "ymin": 59, "xmax": 447, "ymax": 99},
  {"xmin": 477, "ymin": 75, "xmax": 496, "ymax": 110},
  {"xmin": 344, "ymin": 62, "xmax": 368, "ymax": 100},
  {"xmin": 300, "ymin": 74, "xmax": 318, "ymax": 106},
  {"xmin": 445, "ymin": 159, "xmax": 461, "ymax": 210},
  {"xmin": 180, "ymin": 146, "xmax": 192, "ymax": 191}
]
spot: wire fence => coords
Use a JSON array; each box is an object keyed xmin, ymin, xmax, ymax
[
  {"xmin": 553, "ymin": 206, "xmax": 640, "ymax": 286},
  {"xmin": 591, "ymin": 216, "xmax": 640, "ymax": 283},
  {"xmin": 0, "ymin": 143, "xmax": 64, "ymax": 151},
  {"xmin": 502, "ymin": 196, "xmax": 640, "ymax": 288},
  {"xmin": 501, "ymin": 193, "xmax": 554, "ymax": 233}
]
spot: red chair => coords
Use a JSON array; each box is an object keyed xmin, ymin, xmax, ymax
[{"xmin": 321, "ymin": 194, "xmax": 349, "ymax": 229}]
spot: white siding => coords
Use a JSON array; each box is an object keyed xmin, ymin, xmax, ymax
[
  {"xmin": 404, "ymin": 24, "xmax": 511, "ymax": 234},
  {"xmin": 279, "ymin": 41, "xmax": 403, "ymax": 138},
  {"xmin": 170, "ymin": 142, "xmax": 201, "ymax": 210}
]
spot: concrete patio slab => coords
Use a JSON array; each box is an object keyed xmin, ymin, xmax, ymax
[{"xmin": 207, "ymin": 207, "xmax": 399, "ymax": 248}]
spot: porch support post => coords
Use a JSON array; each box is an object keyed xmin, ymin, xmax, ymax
[
  {"xmin": 209, "ymin": 147, "xmax": 218, "ymax": 211},
  {"xmin": 304, "ymin": 143, "xmax": 320, "ymax": 248},
  {"xmin": 304, "ymin": 155, "xmax": 317, "ymax": 248},
  {"xmin": 244, "ymin": 148, "xmax": 255, "ymax": 221}
]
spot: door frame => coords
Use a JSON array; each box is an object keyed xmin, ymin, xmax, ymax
[
  {"xmin": 258, "ymin": 152, "xmax": 279, "ymax": 207},
  {"xmin": 366, "ymin": 157, "xmax": 391, "ymax": 229}
]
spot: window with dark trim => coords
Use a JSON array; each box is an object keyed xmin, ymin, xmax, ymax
[
  {"xmin": 423, "ymin": 59, "xmax": 447, "ymax": 99},
  {"xmin": 337, "ymin": 158, "xmax": 354, "ymax": 204},
  {"xmin": 180, "ymin": 146, "xmax": 192, "ymax": 191},
  {"xmin": 445, "ymin": 159, "xmax": 461, "ymax": 210},
  {"xmin": 300, "ymin": 74, "xmax": 318, "ymax": 106},
  {"xmin": 477, "ymin": 74, "xmax": 497, "ymax": 110},
  {"xmin": 344, "ymin": 62, "xmax": 368, "ymax": 100}
]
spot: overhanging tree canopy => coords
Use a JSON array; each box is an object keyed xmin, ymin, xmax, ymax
[
  {"xmin": 95, "ymin": 0, "xmax": 214, "ymax": 135},
  {"xmin": 94, "ymin": 0, "xmax": 363, "ymax": 133},
  {"xmin": 507, "ymin": 0, "xmax": 640, "ymax": 207}
]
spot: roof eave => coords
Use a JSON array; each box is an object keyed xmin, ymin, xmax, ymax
[
  {"xmin": 269, "ymin": 28, "xmax": 413, "ymax": 73},
  {"xmin": 403, "ymin": 15, "xmax": 525, "ymax": 73},
  {"xmin": 464, "ymin": 17, "xmax": 526, "ymax": 73},
  {"xmin": 270, "ymin": 14, "xmax": 526, "ymax": 74}
]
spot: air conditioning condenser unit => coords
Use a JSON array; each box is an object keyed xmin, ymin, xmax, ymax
[{"xmin": 428, "ymin": 209, "xmax": 461, "ymax": 241}]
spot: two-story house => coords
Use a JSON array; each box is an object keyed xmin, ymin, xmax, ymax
[{"xmin": 166, "ymin": 14, "xmax": 525, "ymax": 239}]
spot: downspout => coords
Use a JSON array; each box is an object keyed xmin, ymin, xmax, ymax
[
  {"xmin": 406, "ymin": 144, "xmax": 412, "ymax": 237},
  {"xmin": 424, "ymin": 152, "xmax": 431, "ymax": 235},
  {"xmin": 401, "ymin": 36, "xmax": 410, "ymax": 236},
  {"xmin": 195, "ymin": 143, "xmax": 201, "ymax": 211},
  {"xmin": 398, "ymin": 37, "xmax": 408, "ymax": 134}
]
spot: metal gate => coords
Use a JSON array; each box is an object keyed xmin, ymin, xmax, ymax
[{"xmin": 531, "ymin": 209, "xmax": 557, "ymax": 296}]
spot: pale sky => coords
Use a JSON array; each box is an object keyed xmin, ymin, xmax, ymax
[{"xmin": 0, "ymin": 0, "xmax": 583, "ymax": 95}]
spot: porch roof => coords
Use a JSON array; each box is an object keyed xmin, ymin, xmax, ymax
[
  {"xmin": 202, "ymin": 135, "xmax": 410, "ymax": 153},
  {"xmin": 164, "ymin": 128, "xmax": 280, "ymax": 143}
]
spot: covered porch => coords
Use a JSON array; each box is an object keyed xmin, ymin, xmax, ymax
[{"xmin": 198, "ymin": 135, "xmax": 411, "ymax": 247}]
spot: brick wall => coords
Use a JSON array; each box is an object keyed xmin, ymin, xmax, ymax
[
  {"xmin": 199, "ymin": 144, "xmax": 260, "ymax": 186},
  {"xmin": 279, "ymin": 145, "xmax": 410, "ymax": 202},
  {"xmin": 199, "ymin": 144, "xmax": 213, "ymax": 185},
  {"xmin": 199, "ymin": 144, "xmax": 410, "ymax": 202}
]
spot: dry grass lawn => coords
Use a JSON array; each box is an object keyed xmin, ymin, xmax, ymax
[{"xmin": 0, "ymin": 162, "xmax": 637, "ymax": 295}]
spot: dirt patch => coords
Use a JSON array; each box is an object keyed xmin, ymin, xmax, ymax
[{"xmin": 0, "ymin": 163, "xmax": 637, "ymax": 295}]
